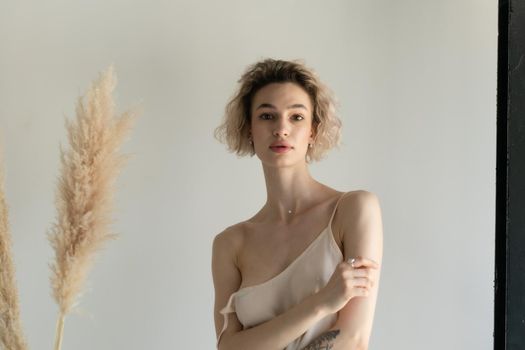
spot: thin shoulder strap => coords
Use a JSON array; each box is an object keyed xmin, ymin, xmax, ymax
[
  {"xmin": 217, "ymin": 291, "xmax": 237, "ymax": 348},
  {"xmin": 328, "ymin": 191, "xmax": 350, "ymax": 226}
]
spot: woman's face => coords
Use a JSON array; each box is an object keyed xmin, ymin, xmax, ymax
[{"xmin": 249, "ymin": 82, "xmax": 314, "ymax": 167}]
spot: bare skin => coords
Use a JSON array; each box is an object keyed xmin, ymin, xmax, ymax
[
  {"xmin": 301, "ymin": 330, "xmax": 340, "ymax": 349},
  {"xmin": 213, "ymin": 82, "xmax": 382, "ymax": 350}
]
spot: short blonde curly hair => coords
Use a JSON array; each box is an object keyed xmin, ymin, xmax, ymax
[{"xmin": 214, "ymin": 58, "xmax": 342, "ymax": 163}]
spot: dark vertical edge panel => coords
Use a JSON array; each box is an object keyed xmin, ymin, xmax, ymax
[
  {"xmin": 507, "ymin": 0, "xmax": 525, "ymax": 349},
  {"xmin": 496, "ymin": 0, "xmax": 525, "ymax": 349},
  {"xmin": 495, "ymin": 0, "xmax": 508, "ymax": 348}
]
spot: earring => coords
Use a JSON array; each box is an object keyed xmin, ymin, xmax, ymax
[
  {"xmin": 308, "ymin": 143, "xmax": 313, "ymax": 148},
  {"xmin": 249, "ymin": 138, "xmax": 253, "ymax": 145}
]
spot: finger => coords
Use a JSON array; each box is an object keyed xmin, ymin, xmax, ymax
[
  {"xmin": 346, "ymin": 257, "xmax": 357, "ymax": 268},
  {"xmin": 340, "ymin": 261, "xmax": 354, "ymax": 272},
  {"xmin": 352, "ymin": 256, "xmax": 379, "ymax": 269},
  {"xmin": 351, "ymin": 268, "xmax": 371, "ymax": 278},
  {"xmin": 360, "ymin": 277, "xmax": 374, "ymax": 288},
  {"xmin": 355, "ymin": 256, "xmax": 377, "ymax": 266},
  {"xmin": 352, "ymin": 277, "xmax": 369, "ymax": 287},
  {"xmin": 354, "ymin": 270, "xmax": 375, "ymax": 288}
]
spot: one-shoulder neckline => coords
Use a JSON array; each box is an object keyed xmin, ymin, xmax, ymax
[{"xmin": 234, "ymin": 191, "xmax": 348, "ymax": 296}]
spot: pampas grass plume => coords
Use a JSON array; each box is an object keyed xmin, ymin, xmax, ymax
[
  {"xmin": 48, "ymin": 65, "xmax": 136, "ymax": 349},
  {"xmin": 0, "ymin": 149, "xmax": 28, "ymax": 350}
]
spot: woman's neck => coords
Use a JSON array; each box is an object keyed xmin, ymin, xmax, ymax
[{"xmin": 260, "ymin": 162, "xmax": 324, "ymax": 222}]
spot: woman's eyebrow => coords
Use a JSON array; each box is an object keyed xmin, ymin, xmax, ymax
[{"xmin": 255, "ymin": 103, "xmax": 309, "ymax": 110}]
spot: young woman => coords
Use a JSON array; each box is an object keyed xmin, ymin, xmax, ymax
[{"xmin": 212, "ymin": 58, "xmax": 383, "ymax": 350}]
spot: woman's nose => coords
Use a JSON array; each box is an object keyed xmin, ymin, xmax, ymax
[
  {"xmin": 273, "ymin": 128, "xmax": 289, "ymax": 137},
  {"xmin": 273, "ymin": 118, "xmax": 289, "ymax": 137}
]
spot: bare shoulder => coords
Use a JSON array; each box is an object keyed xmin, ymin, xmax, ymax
[
  {"xmin": 340, "ymin": 190, "xmax": 381, "ymax": 212},
  {"xmin": 212, "ymin": 223, "xmax": 245, "ymax": 263}
]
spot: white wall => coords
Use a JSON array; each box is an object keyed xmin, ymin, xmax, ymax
[{"xmin": 0, "ymin": 0, "xmax": 496, "ymax": 348}]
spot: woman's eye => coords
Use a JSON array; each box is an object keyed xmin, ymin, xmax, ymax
[
  {"xmin": 259, "ymin": 113, "xmax": 273, "ymax": 120},
  {"xmin": 293, "ymin": 114, "xmax": 304, "ymax": 121}
]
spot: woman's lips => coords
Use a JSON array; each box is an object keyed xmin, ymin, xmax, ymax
[{"xmin": 269, "ymin": 146, "xmax": 292, "ymax": 153}]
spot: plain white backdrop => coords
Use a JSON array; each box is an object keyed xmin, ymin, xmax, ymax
[{"xmin": 0, "ymin": 0, "xmax": 496, "ymax": 349}]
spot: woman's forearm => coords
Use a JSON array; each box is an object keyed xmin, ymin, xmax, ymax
[{"xmin": 219, "ymin": 292, "xmax": 330, "ymax": 350}]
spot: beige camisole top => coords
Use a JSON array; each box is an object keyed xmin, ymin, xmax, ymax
[{"xmin": 216, "ymin": 192, "xmax": 348, "ymax": 350}]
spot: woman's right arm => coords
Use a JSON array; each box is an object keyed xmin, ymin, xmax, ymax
[{"xmin": 212, "ymin": 228, "xmax": 376, "ymax": 350}]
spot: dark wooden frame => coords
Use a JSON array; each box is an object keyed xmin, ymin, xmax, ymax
[{"xmin": 495, "ymin": 0, "xmax": 525, "ymax": 349}]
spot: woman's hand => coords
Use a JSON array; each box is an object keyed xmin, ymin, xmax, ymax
[{"xmin": 316, "ymin": 256, "xmax": 379, "ymax": 315}]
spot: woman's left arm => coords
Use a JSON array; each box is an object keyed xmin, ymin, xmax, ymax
[{"xmin": 301, "ymin": 190, "xmax": 384, "ymax": 350}]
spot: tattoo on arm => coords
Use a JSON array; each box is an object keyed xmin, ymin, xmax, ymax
[{"xmin": 300, "ymin": 329, "xmax": 340, "ymax": 350}]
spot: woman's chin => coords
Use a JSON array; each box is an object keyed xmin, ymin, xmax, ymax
[{"xmin": 257, "ymin": 153, "xmax": 306, "ymax": 168}]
